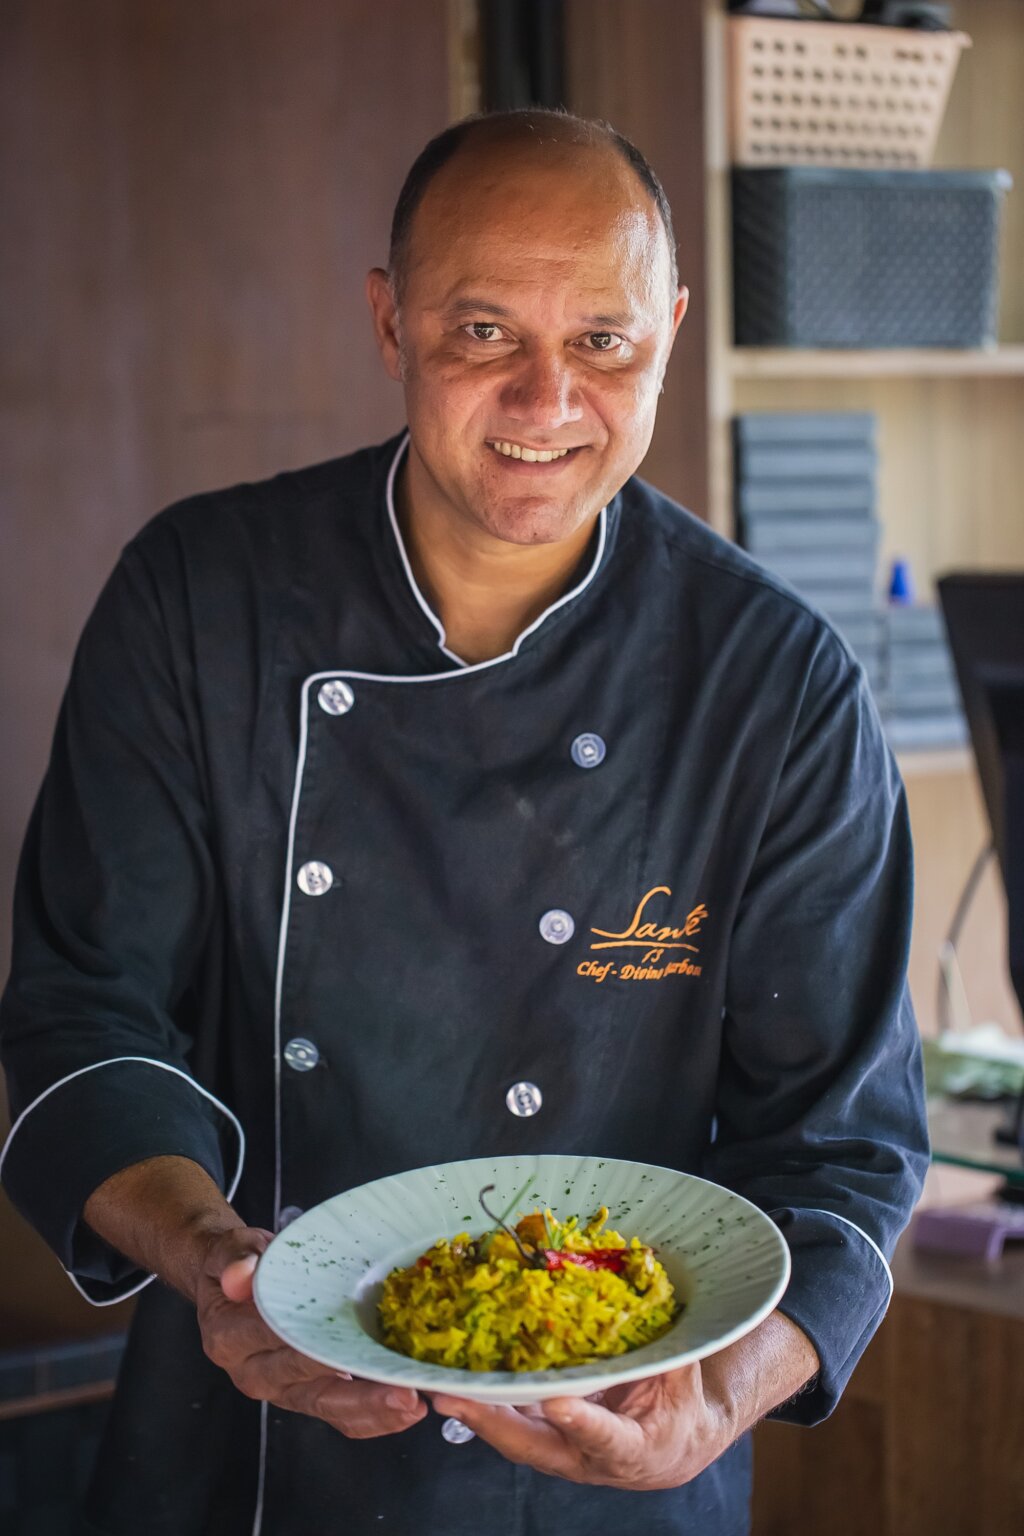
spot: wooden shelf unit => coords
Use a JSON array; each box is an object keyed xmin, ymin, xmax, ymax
[
  {"xmin": 730, "ymin": 346, "xmax": 1024, "ymax": 380},
  {"xmin": 703, "ymin": 0, "xmax": 1024, "ymax": 1040},
  {"xmin": 704, "ymin": 0, "xmax": 1024, "ymax": 542}
]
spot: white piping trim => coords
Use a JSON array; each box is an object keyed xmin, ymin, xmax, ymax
[
  {"xmin": 0, "ymin": 1055, "xmax": 246, "ymax": 1308},
  {"xmin": 385, "ymin": 433, "xmax": 465, "ymax": 665},
  {"xmin": 263, "ymin": 444, "xmax": 611, "ymax": 1518},
  {"xmin": 272, "ymin": 679, "xmax": 310, "ymax": 1227},
  {"xmin": 250, "ymin": 1402, "xmax": 268, "ymax": 1536},
  {"xmin": 383, "ymin": 431, "xmax": 608, "ymax": 667},
  {"xmin": 66, "ymin": 1261, "xmax": 158, "ymax": 1308},
  {"xmin": 800, "ymin": 1206, "xmax": 894, "ymax": 1309}
]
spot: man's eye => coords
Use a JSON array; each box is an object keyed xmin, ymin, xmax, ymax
[
  {"xmin": 584, "ymin": 332, "xmax": 621, "ymax": 352},
  {"xmin": 467, "ymin": 323, "xmax": 503, "ymax": 342}
]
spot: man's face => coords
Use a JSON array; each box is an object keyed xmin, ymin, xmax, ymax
[{"xmin": 368, "ymin": 141, "xmax": 687, "ymax": 548}]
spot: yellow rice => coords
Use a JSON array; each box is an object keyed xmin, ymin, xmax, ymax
[{"xmin": 378, "ymin": 1206, "xmax": 679, "ymax": 1372}]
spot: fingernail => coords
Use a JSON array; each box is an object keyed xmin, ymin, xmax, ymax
[{"xmin": 386, "ymin": 1390, "xmax": 413, "ymax": 1411}]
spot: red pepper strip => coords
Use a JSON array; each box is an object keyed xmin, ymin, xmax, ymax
[{"xmin": 538, "ymin": 1249, "xmax": 628, "ymax": 1273}]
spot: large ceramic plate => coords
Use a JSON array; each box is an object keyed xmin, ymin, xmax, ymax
[{"xmin": 253, "ymin": 1154, "xmax": 790, "ymax": 1405}]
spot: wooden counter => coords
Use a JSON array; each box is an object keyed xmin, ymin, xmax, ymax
[{"xmin": 752, "ymin": 1210, "xmax": 1024, "ymax": 1536}]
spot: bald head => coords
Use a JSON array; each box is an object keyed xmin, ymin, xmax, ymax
[{"xmin": 388, "ymin": 109, "xmax": 679, "ymax": 305}]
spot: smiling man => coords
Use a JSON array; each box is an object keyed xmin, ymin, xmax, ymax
[{"xmin": 0, "ymin": 111, "xmax": 927, "ymax": 1536}]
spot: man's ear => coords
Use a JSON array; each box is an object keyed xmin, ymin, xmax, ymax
[
  {"xmin": 671, "ymin": 285, "xmax": 689, "ymax": 342},
  {"xmin": 365, "ymin": 268, "xmax": 404, "ymax": 383},
  {"xmin": 657, "ymin": 286, "xmax": 690, "ymax": 388}
]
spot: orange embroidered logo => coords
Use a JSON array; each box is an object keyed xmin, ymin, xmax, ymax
[{"xmin": 577, "ymin": 886, "xmax": 708, "ymax": 984}]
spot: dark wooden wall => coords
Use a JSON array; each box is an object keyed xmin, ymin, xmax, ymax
[
  {"xmin": 0, "ymin": 0, "xmax": 712, "ymax": 1351},
  {"xmin": 0, "ymin": 0, "xmax": 451, "ymax": 1340}
]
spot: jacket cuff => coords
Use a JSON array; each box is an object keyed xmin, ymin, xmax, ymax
[
  {"xmin": 0, "ymin": 1057, "xmax": 245, "ymax": 1305},
  {"xmin": 767, "ymin": 1205, "xmax": 893, "ymax": 1425}
]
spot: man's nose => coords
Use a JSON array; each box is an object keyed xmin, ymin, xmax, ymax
[{"xmin": 500, "ymin": 350, "xmax": 583, "ymax": 429}]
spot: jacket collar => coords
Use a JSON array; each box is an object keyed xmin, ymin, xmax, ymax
[{"xmin": 381, "ymin": 430, "xmax": 620, "ymax": 667}]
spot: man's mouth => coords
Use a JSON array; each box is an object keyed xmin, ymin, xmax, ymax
[{"xmin": 486, "ymin": 439, "xmax": 581, "ymax": 464}]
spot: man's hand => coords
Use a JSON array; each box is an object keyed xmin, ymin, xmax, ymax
[
  {"xmin": 82, "ymin": 1156, "xmax": 426, "ymax": 1440},
  {"xmin": 197, "ymin": 1228, "xmax": 427, "ymax": 1439},
  {"xmin": 430, "ymin": 1310, "xmax": 818, "ymax": 1490},
  {"xmin": 430, "ymin": 1364, "xmax": 728, "ymax": 1490}
]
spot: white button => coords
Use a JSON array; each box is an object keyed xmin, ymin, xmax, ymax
[
  {"xmin": 539, "ymin": 909, "xmax": 574, "ymax": 945},
  {"xmin": 318, "ymin": 679, "xmax": 355, "ymax": 716},
  {"xmin": 297, "ymin": 861, "xmax": 334, "ymax": 897},
  {"xmin": 441, "ymin": 1417, "xmax": 476, "ymax": 1445},
  {"xmin": 571, "ymin": 732, "xmax": 606, "ymax": 769},
  {"xmin": 506, "ymin": 1080, "xmax": 542, "ymax": 1117},
  {"xmin": 283, "ymin": 1037, "xmax": 320, "ymax": 1072},
  {"xmin": 278, "ymin": 1205, "xmax": 304, "ymax": 1230}
]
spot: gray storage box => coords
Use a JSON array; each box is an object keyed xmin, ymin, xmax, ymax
[{"xmin": 733, "ymin": 167, "xmax": 1012, "ymax": 348}]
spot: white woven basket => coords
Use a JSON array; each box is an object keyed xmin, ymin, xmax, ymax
[{"xmin": 728, "ymin": 16, "xmax": 970, "ymax": 169}]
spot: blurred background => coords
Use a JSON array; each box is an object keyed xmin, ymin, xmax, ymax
[{"xmin": 1, "ymin": 2, "xmax": 1022, "ymax": 1531}]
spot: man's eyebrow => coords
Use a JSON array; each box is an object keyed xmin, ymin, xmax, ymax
[
  {"xmin": 438, "ymin": 297, "xmax": 640, "ymax": 330},
  {"xmin": 438, "ymin": 297, "xmax": 516, "ymax": 319},
  {"xmin": 581, "ymin": 311, "xmax": 635, "ymax": 330}
]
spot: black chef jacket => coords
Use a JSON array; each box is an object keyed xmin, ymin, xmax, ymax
[{"xmin": 1, "ymin": 431, "xmax": 929, "ymax": 1536}]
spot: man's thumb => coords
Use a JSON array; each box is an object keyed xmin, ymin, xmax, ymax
[
  {"xmin": 220, "ymin": 1252, "xmax": 261, "ymax": 1302},
  {"xmin": 206, "ymin": 1227, "xmax": 273, "ymax": 1303}
]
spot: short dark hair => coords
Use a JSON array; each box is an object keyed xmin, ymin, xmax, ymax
[{"xmin": 388, "ymin": 108, "xmax": 679, "ymax": 302}]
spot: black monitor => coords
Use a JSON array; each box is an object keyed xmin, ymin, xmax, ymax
[{"xmin": 938, "ymin": 574, "xmax": 1024, "ymax": 1153}]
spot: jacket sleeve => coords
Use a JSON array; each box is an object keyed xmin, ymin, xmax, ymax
[
  {"xmin": 702, "ymin": 632, "xmax": 929, "ymax": 1424},
  {"xmin": 0, "ymin": 538, "xmax": 244, "ymax": 1305}
]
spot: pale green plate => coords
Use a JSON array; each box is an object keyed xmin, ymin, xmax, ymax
[{"xmin": 253, "ymin": 1154, "xmax": 790, "ymax": 1405}]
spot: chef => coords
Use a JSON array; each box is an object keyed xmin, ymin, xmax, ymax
[{"xmin": 0, "ymin": 109, "xmax": 928, "ymax": 1535}]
